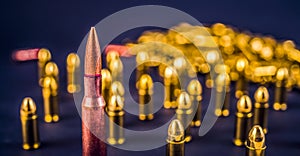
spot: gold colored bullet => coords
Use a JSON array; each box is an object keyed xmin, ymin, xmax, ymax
[
  {"xmin": 233, "ymin": 95, "xmax": 252, "ymax": 146},
  {"xmin": 106, "ymin": 95, "xmax": 125, "ymax": 145},
  {"xmin": 101, "ymin": 69, "xmax": 112, "ymax": 104},
  {"xmin": 187, "ymin": 79, "xmax": 202, "ymax": 127},
  {"xmin": 106, "ymin": 50, "xmax": 120, "ymax": 68},
  {"xmin": 164, "ymin": 67, "xmax": 180, "ymax": 109},
  {"xmin": 42, "ymin": 76, "xmax": 59, "ymax": 123},
  {"xmin": 166, "ymin": 119, "xmax": 185, "ymax": 156},
  {"xmin": 109, "ymin": 58, "xmax": 123, "ymax": 82},
  {"xmin": 176, "ymin": 91, "xmax": 192, "ymax": 142},
  {"xmin": 215, "ymin": 73, "xmax": 231, "ymax": 117},
  {"xmin": 245, "ymin": 125, "xmax": 266, "ymax": 156},
  {"xmin": 20, "ymin": 97, "xmax": 40, "ymax": 150},
  {"xmin": 254, "ymin": 86, "xmax": 269, "ymax": 134},
  {"xmin": 173, "ymin": 57, "xmax": 187, "ymax": 86},
  {"xmin": 235, "ymin": 57, "xmax": 249, "ymax": 98},
  {"xmin": 136, "ymin": 74, "xmax": 154, "ymax": 120},
  {"xmin": 66, "ymin": 53, "xmax": 81, "ymax": 93},
  {"xmin": 111, "ymin": 81, "xmax": 125, "ymax": 102},
  {"xmin": 136, "ymin": 51, "xmax": 150, "ymax": 81},
  {"xmin": 37, "ymin": 48, "xmax": 51, "ymax": 81},
  {"xmin": 40, "ymin": 61, "xmax": 59, "ymax": 86},
  {"xmin": 273, "ymin": 67, "xmax": 289, "ymax": 111}
]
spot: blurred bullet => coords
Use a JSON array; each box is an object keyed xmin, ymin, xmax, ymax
[
  {"xmin": 42, "ymin": 76, "xmax": 59, "ymax": 123},
  {"xmin": 235, "ymin": 58, "xmax": 249, "ymax": 98},
  {"xmin": 66, "ymin": 53, "xmax": 81, "ymax": 93},
  {"xmin": 187, "ymin": 79, "xmax": 202, "ymax": 127},
  {"xmin": 254, "ymin": 86, "xmax": 269, "ymax": 134},
  {"xmin": 101, "ymin": 69, "xmax": 112, "ymax": 104},
  {"xmin": 137, "ymin": 74, "xmax": 154, "ymax": 120},
  {"xmin": 273, "ymin": 67, "xmax": 289, "ymax": 111},
  {"xmin": 20, "ymin": 97, "xmax": 40, "ymax": 150},
  {"xmin": 215, "ymin": 73, "xmax": 231, "ymax": 117},
  {"xmin": 164, "ymin": 67, "xmax": 180, "ymax": 109}
]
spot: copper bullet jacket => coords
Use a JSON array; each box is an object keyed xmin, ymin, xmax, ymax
[{"xmin": 82, "ymin": 27, "xmax": 106, "ymax": 156}]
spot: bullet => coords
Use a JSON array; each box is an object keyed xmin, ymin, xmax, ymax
[
  {"xmin": 38, "ymin": 48, "xmax": 52, "ymax": 81},
  {"xmin": 273, "ymin": 67, "xmax": 289, "ymax": 111},
  {"xmin": 233, "ymin": 95, "xmax": 253, "ymax": 146},
  {"xmin": 101, "ymin": 69, "xmax": 112, "ymax": 105},
  {"xmin": 42, "ymin": 76, "xmax": 59, "ymax": 123},
  {"xmin": 245, "ymin": 125, "xmax": 266, "ymax": 156},
  {"xmin": 40, "ymin": 61, "xmax": 59, "ymax": 87},
  {"xmin": 109, "ymin": 57, "xmax": 123, "ymax": 82},
  {"xmin": 106, "ymin": 95, "xmax": 125, "ymax": 145},
  {"xmin": 136, "ymin": 74, "xmax": 154, "ymax": 120},
  {"xmin": 20, "ymin": 97, "xmax": 40, "ymax": 150},
  {"xmin": 205, "ymin": 50, "xmax": 219, "ymax": 88},
  {"xmin": 82, "ymin": 27, "xmax": 106, "ymax": 156},
  {"xmin": 173, "ymin": 57, "xmax": 187, "ymax": 86},
  {"xmin": 254, "ymin": 86, "xmax": 269, "ymax": 134},
  {"xmin": 106, "ymin": 50, "xmax": 120, "ymax": 68},
  {"xmin": 111, "ymin": 81, "xmax": 125, "ymax": 102},
  {"xmin": 176, "ymin": 91, "xmax": 192, "ymax": 142},
  {"xmin": 187, "ymin": 79, "xmax": 202, "ymax": 127},
  {"xmin": 166, "ymin": 119, "xmax": 185, "ymax": 156},
  {"xmin": 66, "ymin": 53, "xmax": 81, "ymax": 93},
  {"xmin": 164, "ymin": 67, "xmax": 180, "ymax": 109},
  {"xmin": 215, "ymin": 73, "xmax": 231, "ymax": 117},
  {"xmin": 235, "ymin": 57, "xmax": 249, "ymax": 98},
  {"xmin": 136, "ymin": 51, "xmax": 149, "ymax": 81}
]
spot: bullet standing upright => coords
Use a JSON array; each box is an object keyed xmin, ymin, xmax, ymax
[
  {"xmin": 164, "ymin": 67, "xmax": 180, "ymax": 109},
  {"xmin": 37, "ymin": 48, "xmax": 52, "ymax": 81},
  {"xmin": 273, "ymin": 67, "xmax": 289, "ymax": 111},
  {"xmin": 233, "ymin": 95, "xmax": 253, "ymax": 146},
  {"xmin": 106, "ymin": 95, "xmax": 125, "ymax": 145},
  {"xmin": 176, "ymin": 91, "xmax": 193, "ymax": 142},
  {"xmin": 81, "ymin": 27, "xmax": 106, "ymax": 156},
  {"xmin": 235, "ymin": 58, "xmax": 249, "ymax": 98},
  {"xmin": 20, "ymin": 97, "xmax": 40, "ymax": 150},
  {"xmin": 109, "ymin": 57, "xmax": 123, "ymax": 82},
  {"xmin": 245, "ymin": 125, "xmax": 266, "ymax": 156},
  {"xmin": 215, "ymin": 73, "xmax": 231, "ymax": 117},
  {"xmin": 66, "ymin": 53, "xmax": 81, "ymax": 93},
  {"xmin": 137, "ymin": 74, "xmax": 154, "ymax": 120},
  {"xmin": 166, "ymin": 119, "xmax": 185, "ymax": 156},
  {"xmin": 187, "ymin": 79, "xmax": 202, "ymax": 127},
  {"xmin": 101, "ymin": 69, "xmax": 112, "ymax": 105},
  {"xmin": 253, "ymin": 86, "xmax": 269, "ymax": 134},
  {"xmin": 42, "ymin": 76, "xmax": 59, "ymax": 123}
]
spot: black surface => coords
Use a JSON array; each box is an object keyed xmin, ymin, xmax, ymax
[{"xmin": 1, "ymin": 0, "xmax": 300, "ymax": 156}]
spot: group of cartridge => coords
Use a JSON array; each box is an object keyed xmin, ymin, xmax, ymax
[{"xmin": 17, "ymin": 22, "xmax": 300, "ymax": 156}]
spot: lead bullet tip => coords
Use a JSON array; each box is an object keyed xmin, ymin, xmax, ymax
[
  {"xmin": 167, "ymin": 119, "xmax": 185, "ymax": 142},
  {"xmin": 254, "ymin": 86, "xmax": 269, "ymax": 103},
  {"xmin": 237, "ymin": 95, "xmax": 252, "ymax": 113},
  {"xmin": 85, "ymin": 27, "xmax": 101, "ymax": 75}
]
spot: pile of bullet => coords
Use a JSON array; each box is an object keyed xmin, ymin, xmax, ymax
[{"xmin": 15, "ymin": 22, "xmax": 300, "ymax": 156}]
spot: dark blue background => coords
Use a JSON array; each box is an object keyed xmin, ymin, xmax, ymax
[{"xmin": 1, "ymin": 0, "xmax": 300, "ymax": 156}]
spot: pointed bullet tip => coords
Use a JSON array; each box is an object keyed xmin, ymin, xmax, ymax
[{"xmin": 85, "ymin": 27, "xmax": 101, "ymax": 75}]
